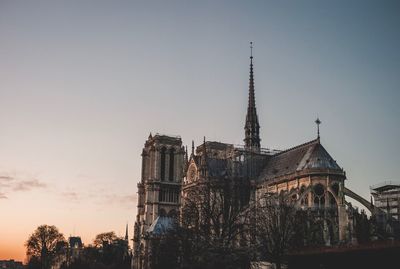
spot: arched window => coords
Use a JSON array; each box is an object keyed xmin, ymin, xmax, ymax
[
  {"xmin": 300, "ymin": 185, "xmax": 307, "ymax": 206},
  {"xmin": 313, "ymin": 184, "xmax": 325, "ymax": 208},
  {"xmin": 160, "ymin": 147, "xmax": 166, "ymax": 181},
  {"xmin": 169, "ymin": 148, "xmax": 175, "ymax": 181}
]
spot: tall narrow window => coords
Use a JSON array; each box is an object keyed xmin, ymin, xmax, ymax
[
  {"xmin": 169, "ymin": 148, "xmax": 175, "ymax": 181},
  {"xmin": 160, "ymin": 147, "xmax": 166, "ymax": 181}
]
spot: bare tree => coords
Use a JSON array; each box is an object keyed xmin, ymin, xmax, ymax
[
  {"xmin": 179, "ymin": 176, "xmax": 252, "ymax": 269},
  {"xmin": 26, "ymin": 225, "xmax": 66, "ymax": 269},
  {"xmin": 255, "ymin": 194, "xmax": 297, "ymax": 269}
]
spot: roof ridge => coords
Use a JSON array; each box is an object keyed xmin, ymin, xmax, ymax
[{"xmin": 274, "ymin": 138, "xmax": 319, "ymax": 156}]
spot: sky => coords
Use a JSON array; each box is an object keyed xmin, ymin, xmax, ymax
[{"xmin": 0, "ymin": 0, "xmax": 399, "ymax": 262}]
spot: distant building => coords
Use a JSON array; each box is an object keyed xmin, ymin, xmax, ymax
[
  {"xmin": 371, "ymin": 181, "xmax": 400, "ymax": 220},
  {"xmin": 371, "ymin": 181, "xmax": 400, "ymax": 237},
  {"xmin": 0, "ymin": 260, "xmax": 24, "ymax": 269},
  {"xmin": 68, "ymin": 236, "xmax": 83, "ymax": 260},
  {"xmin": 52, "ymin": 236, "xmax": 83, "ymax": 269}
]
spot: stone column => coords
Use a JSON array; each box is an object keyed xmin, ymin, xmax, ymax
[
  {"xmin": 154, "ymin": 148, "xmax": 160, "ymax": 180},
  {"xmin": 338, "ymin": 181, "xmax": 348, "ymax": 242}
]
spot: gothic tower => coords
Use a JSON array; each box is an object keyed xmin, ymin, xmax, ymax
[
  {"xmin": 133, "ymin": 133, "xmax": 185, "ymax": 269},
  {"xmin": 244, "ymin": 42, "xmax": 261, "ymax": 152}
]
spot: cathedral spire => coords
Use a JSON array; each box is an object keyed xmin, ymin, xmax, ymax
[
  {"xmin": 244, "ymin": 42, "xmax": 261, "ymax": 152},
  {"xmin": 125, "ymin": 223, "xmax": 128, "ymax": 241}
]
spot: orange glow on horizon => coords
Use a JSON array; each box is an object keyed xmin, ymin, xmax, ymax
[{"xmin": 0, "ymin": 244, "xmax": 26, "ymax": 263}]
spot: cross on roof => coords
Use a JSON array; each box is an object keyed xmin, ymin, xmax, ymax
[{"xmin": 315, "ymin": 117, "xmax": 321, "ymax": 139}]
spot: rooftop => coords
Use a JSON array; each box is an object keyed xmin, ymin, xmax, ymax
[
  {"xmin": 259, "ymin": 139, "xmax": 343, "ymax": 181},
  {"xmin": 370, "ymin": 181, "xmax": 400, "ymax": 192}
]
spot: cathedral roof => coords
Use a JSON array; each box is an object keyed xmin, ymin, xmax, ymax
[
  {"xmin": 259, "ymin": 139, "xmax": 343, "ymax": 181},
  {"xmin": 147, "ymin": 216, "xmax": 175, "ymax": 235}
]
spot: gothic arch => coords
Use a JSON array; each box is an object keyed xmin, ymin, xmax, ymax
[
  {"xmin": 343, "ymin": 187, "xmax": 376, "ymax": 213},
  {"xmin": 296, "ymin": 185, "xmax": 313, "ymax": 207},
  {"xmin": 313, "ymin": 184, "xmax": 325, "ymax": 208},
  {"xmin": 326, "ymin": 188, "xmax": 340, "ymax": 206},
  {"xmin": 295, "ymin": 185, "xmax": 340, "ymax": 208}
]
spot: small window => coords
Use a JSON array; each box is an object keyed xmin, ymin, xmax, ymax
[
  {"xmin": 160, "ymin": 147, "xmax": 166, "ymax": 181},
  {"xmin": 169, "ymin": 148, "xmax": 175, "ymax": 181}
]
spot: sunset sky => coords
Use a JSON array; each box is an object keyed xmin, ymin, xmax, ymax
[{"xmin": 1, "ymin": 0, "xmax": 399, "ymax": 262}]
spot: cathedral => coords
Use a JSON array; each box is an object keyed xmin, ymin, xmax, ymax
[{"xmin": 132, "ymin": 46, "xmax": 367, "ymax": 269}]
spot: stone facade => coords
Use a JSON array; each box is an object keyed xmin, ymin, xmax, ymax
[{"xmin": 133, "ymin": 134, "xmax": 185, "ymax": 269}]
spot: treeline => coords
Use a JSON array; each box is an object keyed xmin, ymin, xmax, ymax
[{"xmin": 25, "ymin": 225, "xmax": 130, "ymax": 269}]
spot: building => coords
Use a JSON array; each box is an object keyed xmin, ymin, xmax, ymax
[
  {"xmin": 133, "ymin": 45, "xmax": 373, "ymax": 268},
  {"xmin": 371, "ymin": 181, "xmax": 400, "ymax": 237},
  {"xmin": 0, "ymin": 260, "xmax": 24, "ymax": 269},
  {"xmin": 132, "ymin": 134, "xmax": 185, "ymax": 269},
  {"xmin": 68, "ymin": 236, "xmax": 83, "ymax": 261},
  {"xmin": 51, "ymin": 236, "xmax": 83, "ymax": 269}
]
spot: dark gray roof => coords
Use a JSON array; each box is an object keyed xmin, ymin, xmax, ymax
[
  {"xmin": 259, "ymin": 139, "xmax": 342, "ymax": 181},
  {"xmin": 202, "ymin": 141, "xmax": 232, "ymax": 151},
  {"xmin": 147, "ymin": 216, "xmax": 175, "ymax": 235}
]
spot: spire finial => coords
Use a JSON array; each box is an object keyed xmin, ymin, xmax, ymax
[
  {"xmin": 191, "ymin": 140, "xmax": 194, "ymax": 156},
  {"xmin": 250, "ymin": 41, "xmax": 253, "ymax": 59},
  {"xmin": 315, "ymin": 117, "xmax": 321, "ymax": 139}
]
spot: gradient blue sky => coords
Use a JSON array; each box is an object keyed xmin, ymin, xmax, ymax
[{"xmin": 0, "ymin": 0, "xmax": 399, "ymax": 261}]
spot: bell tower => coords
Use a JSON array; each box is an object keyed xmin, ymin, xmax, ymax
[{"xmin": 133, "ymin": 133, "xmax": 184, "ymax": 268}]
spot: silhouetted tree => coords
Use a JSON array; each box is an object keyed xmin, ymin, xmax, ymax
[
  {"xmin": 93, "ymin": 231, "xmax": 118, "ymax": 248},
  {"xmin": 26, "ymin": 256, "xmax": 41, "ymax": 269},
  {"xmin": 255, "ymin": 194, "xmax": 297, "ymax": 269},
  {"xmin": 61, "ymin": 237, "xmax": 130, "ymax": 269},
  {"xmin": 148, "ymin": 176, "xmax": 252, "ymax": 269},
  {"xmin": 26, "ymin": 225, "xmax": 66, "ymax": 269}
]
